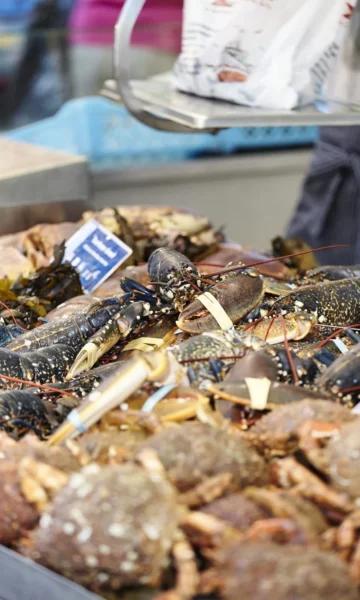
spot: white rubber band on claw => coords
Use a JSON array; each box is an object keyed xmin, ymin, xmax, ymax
[
  {"xmin": 67, "ymin": 410, "xmax": 87, "ymax": 434},
  {"xmin": 124, "ymin": 337, "xmax": 164, "ymax": 352},
  {"xmin": 332, "ymin": 338, "xmax": 349, "ymax": 354},
  {"xmin": 197, "ymin": 292, "xmax": 234, "ymax": 331},
  {"xmin": 142, "ymin": 383, "xmax": 177, "ymax": 413},
  {"xmin": 245, "ymin": 377, "xmax": 271, "ymax": 411}
]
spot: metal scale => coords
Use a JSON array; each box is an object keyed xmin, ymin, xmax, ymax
[{"xmin": 102, "ymin": 0, "xmax": 360, "ymax": 132}]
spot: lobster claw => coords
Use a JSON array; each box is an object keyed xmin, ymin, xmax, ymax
[
  {"xmin": 67, "ymin": 301, "xmax": 151, "ymax": 379},
  {"xmin": 177, "ymin": 273, "xmax": 264, "ymax": 334},
  {"xmin": 66, "ymin": 316, "xmax": 122, "ymax": 379},
  {"xmin": 120, "ymin": 278, "xmax": 157, "ymax": 304}
]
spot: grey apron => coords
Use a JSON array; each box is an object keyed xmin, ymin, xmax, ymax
[{"xmin": 286, "ymin": 126, "xmax": 360, "ymax": 265}]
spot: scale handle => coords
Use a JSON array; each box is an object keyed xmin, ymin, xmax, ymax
[{"xmin": 113, "ymin": 0, "xmax": 198, "ymax": 132}]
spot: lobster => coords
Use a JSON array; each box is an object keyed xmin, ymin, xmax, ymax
[{"xmin": 68, "ymin": 248, "xmax": 266, "ymax": 377}]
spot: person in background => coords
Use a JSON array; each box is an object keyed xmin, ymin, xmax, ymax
[
  {"xmin": 0, "ymin": 0, "xmax": 74, "ymax": 128},
  {"xmin": 69, "ymin": 0, "xmax": 183, "ymax": 98},
  {"xmin": 286, "ymin": 126, "xmax": 360, "ymax": 265}
]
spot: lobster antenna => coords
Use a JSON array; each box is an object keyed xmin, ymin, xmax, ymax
[
  {"xmin": 0, "ymin": 300, "xmax": 24, "ymax": 329},
  {"xmin": 339, "ymin": 384, "xmax": 360, "ymax": 395},
  {"xmin": 315, "ymin": 322, "xmax": 360, "ymax": 350},
  {"xmin": 264, "ymin": 315, "xmax": 277, "ymax": 343},
  {"xmin": 0, "ymin": 373, "xmax": 76, "ymax": 399},
  {"xmin": 316, "ymin": 323, "xmax": 360, "ymax": 331},
  {"xmin": 316, "ymin": 327, "xmax": 350, "ymax": 349},
  {"xmin": 205, "ymin": 244, "xmax": 350, "ymax": 278}
]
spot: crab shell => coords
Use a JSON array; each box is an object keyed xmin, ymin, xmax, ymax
[
  {"xmin": 249, "ymin": 399, "xmax": 354, "ymax": 457},
  {"xmin": 177, "ymin": 273, "xmax": 264, "ymax": 334},
  {"xmin": 249, "ymin": 312, "xmax": 314, "ymax": 345},
  {"xmin": 212, "ymin": 541, "xmax": 358, "ymax": 600},
  {"xmin": 84, "ymin": 205, "xmax": 223, "ymax": 263},
  {"xmin": 137, "ymin": 421, "xmax": 268, "ymax": 492},
  {"xmin": 32, "ymin": 463, "xmax": 181, "ymax": 591},
  {"xmin": 317, "ymin": 418, "xmax": 360, "ymax": 501}
]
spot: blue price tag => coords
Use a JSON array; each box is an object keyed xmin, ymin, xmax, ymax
[{"xmin": 64, "ymin": 219, "xmax": 133, "ymax": 293}]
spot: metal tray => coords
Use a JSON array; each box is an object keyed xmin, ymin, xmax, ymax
[
  {"xmin": 0, "ymin": 199, "xmax": 90, "ymax": 237},
  {"xmin": 102, "ymin": 74, "xmax": 360, "ymax": 131},
  {"xmin": 0, "ymin": 139, "xmax": 89, "ymax": 209},
  {"xmin": 0, "ymin": 546, "xmax": 101, "ymax": 600},
  {"xmin": 109, "ymin": 0, "xmax": 360, "ymax": 132}
]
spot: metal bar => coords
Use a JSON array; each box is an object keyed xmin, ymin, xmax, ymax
[
  {"xmin": 113, "ymin": 0, "xmax": 201, "ymax": 132},
  {"xmin": 0, "ymin": 546, "xmax": 100, "ymax": 600}
]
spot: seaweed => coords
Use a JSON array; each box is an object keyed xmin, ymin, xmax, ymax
[{"xmin": 12, "ymin": 242, "xmax": 83, "ymax": 311}]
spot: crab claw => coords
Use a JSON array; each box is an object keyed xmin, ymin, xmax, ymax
[{"xmin": 177, "ymin": 273, "xmax": 264, "ymax": 334}]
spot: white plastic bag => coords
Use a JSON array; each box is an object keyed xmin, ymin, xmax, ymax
[
  {"xmin": 319, "ymin": 1, "xmax": 360, "ymax": 109},
  {"xmin": 174, "ymin": 0, "xmax": 354, "ymax": 110}
]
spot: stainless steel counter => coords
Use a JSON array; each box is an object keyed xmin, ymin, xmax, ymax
[{"xmin": 0, "ymin": 139, "xmax": 90, "ymax": 234}]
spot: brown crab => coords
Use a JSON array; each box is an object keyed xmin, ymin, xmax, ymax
[
  {"xmin": 323, "ymin": 418, "xmax": 360, "ymax": 501},
  {"xmin": 0, "ymin": 433, "xmax": 87, "ymax": 545},
  {"xmin": 292, "ymin": 417, "xmax": 360, "ymax": 580},
  {"xmin": 188, "ymin": 487, "xmax": 327, "ymax": 551},
  {"xmin": 248, "ymin": 399, "xmax": 354, "ymax": 457},
  {"xmin": 84, "ymin": 205, "xmax": 223, "ymax": 263},
  {"xmin": 77, "ymin": 429, "xmax": 148, "ymax": 465},
  {"xmin": 137, "ymin": 421, "xmax": 268, "ymax": 506},
  {"xmin": 202, "ymin": 492, "xmax": 269, "ymax": 533},
  {"xmin": 252, "ymin": 415, "xmax": 360, "ymax": 582},
  {"xmin": 202, "ymin": 540, "xmax": 358, "ymax": 600},
  {"xmin": 270, "ymin": 417, "xmax": 360, "ymax": 510},
  {"xmin": 31, "ymin": 454, "xmax": 198, "ymax": 599},
  {"xmin": 0, "ymin": 460, "xmax": 39, "ymax": 546}
]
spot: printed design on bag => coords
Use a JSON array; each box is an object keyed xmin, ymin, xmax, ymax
[
  {"xmin": 218, "ymin": 70, "xmax": 247, "ymax": 81},
  {"xmin": 213, "ymin": 0, "xmax": 276, "ymax": 9},
  {"xmin": 213, "ymin": 0, "xmax": 233, "ymax": 6},
  {"xmin": 311, "ymin": 42, "xmax": 340, "ymax": 98},
  {"xmin": 311, "ymin": 0, "xmax": 356, "ymax": 101},
  {"xmin": 344, "ymin": 2, "xmax": 355, "ymax": 20},
  {"xmin": 217, "ymin": 41, "xmax": 251, "ymax": 81},
  {"xmin": 239, "ymin": 0, "xmax": 276, "ymax": 7}
]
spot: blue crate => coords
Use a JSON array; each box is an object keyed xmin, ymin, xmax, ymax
[
  {"xmin": 5, "ymin": 97, "xmax": 318, "ymax": 170},
  {"xmin": 215, "ymin": 125, "xmax": 319, "ymax": 152},
  {"xmin": 0, "ymin": 0, "xmax": 38, "ymax": 18}
]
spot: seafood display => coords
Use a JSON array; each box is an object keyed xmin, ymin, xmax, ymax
[
  {"xmin": 2, "ymin": 205, "xmax": 360, "ymax": 599},
  {"xmin": 0, "ymin": 205, "xmax": 223, "ymax": 278}
]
